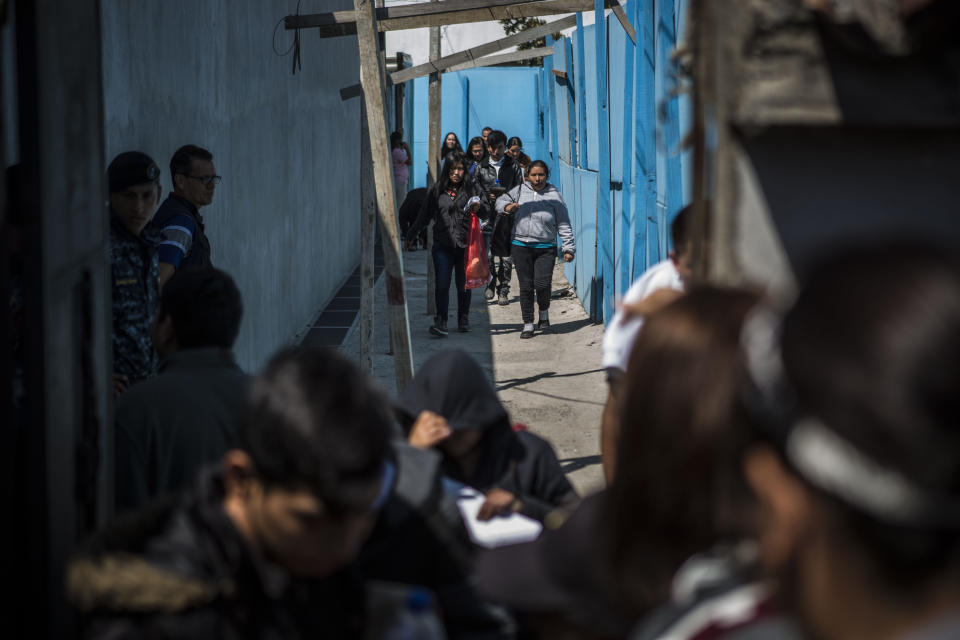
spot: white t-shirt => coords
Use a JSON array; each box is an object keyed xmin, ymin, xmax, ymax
[{"xmin": 601, "ymin": 260, "xmax": 684, "ymax": 372}]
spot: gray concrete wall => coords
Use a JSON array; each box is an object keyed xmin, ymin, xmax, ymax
[{"xmin": 100, "ymin": 0, "xmax": 361, "ymax": 371}]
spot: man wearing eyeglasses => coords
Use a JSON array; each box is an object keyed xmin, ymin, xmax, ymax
[{"xmin": 150, "ymin": 144, "xmax": 220, "ymax": 286}]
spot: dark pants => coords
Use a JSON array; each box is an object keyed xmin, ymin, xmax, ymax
[
  {"xmin": 433, "ymin": 244, "xmax": 471, "ymax": 322},
  {"xmin": 511, "ymin": 244, "xmax": 555, "ymax": 323},
  {"xmin": 483, "ymin": 227, "xmax": 513, "ymax": 295}
]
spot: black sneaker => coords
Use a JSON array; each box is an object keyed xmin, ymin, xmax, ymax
[
  {"xmin": 498, "ymin": 292, "xmax": 509, "ymax": 306},
  {"xmin": 458, "ymin": 316, "xmax": 470, "ymax": 332},
  {"xmin": 429, "ymin": 319, "xmax": 448, "ymax": 337},
  {"xmin": 484, "ymin": 286, "xmax": 495, "ymax": 301},
  {"xmin": 520, "ymin": 327, "xmax": 535, "ymax": 339},
  {"xmin": 537, "ymin": 318, "xmax": 550, "ymax": 331}
]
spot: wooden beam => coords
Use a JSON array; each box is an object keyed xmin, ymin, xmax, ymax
[
  {"xmin": 426, "ymin": 12, "xmax": 441, "ymax": 318},
  {"xmin": 552, "ymin": 68, "xmax": 567, "ymax": 79},
  {"xmin": 341, "ymin": 39, "xmax": 556, "ymax": 97},
  {"xmin": 391, "ymin": 14, "xmax": 576, "ymax": 84},
  {"xmin": 359, "ymin": 101, "xmax": 376, "ymax": 373},
  {"xmin": 611, "ymin": 0, "xmax": 636, "ymax": 44},
  {"xmin": 446, "ymin": 46, "xmax": 554, "ymax": 72},
  {"xmin": 286, "ymin": 0, "xmax": 603, "ymax": 38},
  {"xmin": 340, "ymin": 84, "xmax": 363, "ymax": 101},
  {"xmin": 353, "ymin": 0, "xmax": 414, "ymax": 388}
]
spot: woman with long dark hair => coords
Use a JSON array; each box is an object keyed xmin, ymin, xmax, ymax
[
  {"xmin": 506, "ymin": 136, "xmax": 530, "ymax": 173},
  {"xmin": 496, "ymin": 160, "xmax": 575, "ymax": 338},
  {"xmin": 405, "ymin": 151, "xmax": 491, "ymax": 336},
  {"xmin": 442, "ymin": 131, "xmax": 463, "ymax": 160},
  {"xmin": 475, "ymin": 287, "xmax": 788, "ymax": 639},
  {"xmin": 466, "ymin": 136, "xmax": 486, "ymax": 176}
]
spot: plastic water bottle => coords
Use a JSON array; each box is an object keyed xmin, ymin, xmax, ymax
[{"xmin": 383, "ymin": 588, "xmax": 446, "ymax": 640}]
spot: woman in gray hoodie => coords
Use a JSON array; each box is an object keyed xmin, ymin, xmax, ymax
[{"xmin": 496, "ymin": 160, "xmax": 575, "ymax": 338}]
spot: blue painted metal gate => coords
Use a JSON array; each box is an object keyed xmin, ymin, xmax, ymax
[{"xmin": 408, "ymin": 0, "xmax": 691, "ymax": 324}]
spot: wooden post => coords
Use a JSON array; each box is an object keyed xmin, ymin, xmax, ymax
[
  {"xmin": 426, "ymin": 10, "xmax": 442, "ymax": 317},
  {"xmin": 353, "ymin": 0, "xmax": 415, "ymax": 388},
  {"xmin": 359, "ymin": 101, "xmax": 376, "ymax": 372}
]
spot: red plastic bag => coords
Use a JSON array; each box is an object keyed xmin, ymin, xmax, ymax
[{"xmin": 464, "ymin": 213, "xmax": 492, "ymax": 290}]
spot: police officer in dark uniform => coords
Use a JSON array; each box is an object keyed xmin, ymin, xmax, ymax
[
  {"xmin": 107, "ymin": 151, "xmax": 163, "ymax": 396},
  {"xmin": 149, "ymin": 144, "xmax": 218, "ymax": 287}
]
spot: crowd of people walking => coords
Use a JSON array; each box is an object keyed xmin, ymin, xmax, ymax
[{"xmin": 400, "ymin": 126, "xmax": 576, "ymax": 340}]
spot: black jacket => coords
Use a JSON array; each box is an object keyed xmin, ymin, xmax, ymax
[
  {"xmin": 360, "ymin": 443, "xmax": 515, "ymax": 639},
  {"xmin": 408, "ymin": 180, "xmax": 492, "ymax": 250},
  {"xmin": 476, "ymin": 157, "xmax": 523, "ymax": 196},
  {"xmin": 68, "ymin": 469, "xmax": 366, "ymax": 640},
  {"xmin": 114, "ymin": 348, "xmax": 250, "ymax": 514},
  {"xmin": 397, "ymin": 350, "xmax": 578, "ymax": 522}
]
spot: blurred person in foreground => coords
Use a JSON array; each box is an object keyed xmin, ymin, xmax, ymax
[
  {"xmin": 399, "ymin": 349, "xmax": 578, "ymax": 524},
  {"xmin": 114, "ymin": 267, "xmax": 249, "ymax": 514},
  {"xmin": 599, "ymin": 205, "xmax": 694, "ymax": 483},
  {"xmin": 741, "ymin": 244, "xmax": 960, "ymax": 640},
  {"xmin": 476, "ymin": 287, "xmax": 799, "ymax": 640},
  {"xmin": 69, "ymin": 348, "xmax": 394, "ymax": 638}
]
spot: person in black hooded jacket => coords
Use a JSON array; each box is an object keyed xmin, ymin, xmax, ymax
[
  {"xmin": 405, "ymin": 152, "xmax": 492, "ymax": 336},
  {"xmin": 397, "ymin": 349, "xmax": 578, "ymax": 523}
]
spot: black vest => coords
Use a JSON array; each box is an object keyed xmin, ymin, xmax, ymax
[{"xmin": 150, "ymin": 194, "xmax": 212, "ymax": 269}]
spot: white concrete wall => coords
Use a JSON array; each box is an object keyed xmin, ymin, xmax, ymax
[{"xmin": 100, "ymin": 0, "xmax": 362, "ymax": 371}]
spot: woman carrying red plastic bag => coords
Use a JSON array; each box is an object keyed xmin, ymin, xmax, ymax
[
  {"xmin": 404, "ymin": 152, "xmax": 492, "ymax": 336},
  {"xmin": 465, "ymin": 197, "xmax": 493, "ymax": 291}
]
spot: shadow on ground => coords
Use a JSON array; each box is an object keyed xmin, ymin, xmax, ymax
[
  {"xmin": 496, "ymin": 368, "xmax": 605, "ymax": 393},
  {"xmin": 559, "ymin": 454, "xmax": 603, "ymax": 474}
]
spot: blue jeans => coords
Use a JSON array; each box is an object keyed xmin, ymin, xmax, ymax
[{"xmin": 433, "ymin": 245, "xmax": 471, "ymax": 322}]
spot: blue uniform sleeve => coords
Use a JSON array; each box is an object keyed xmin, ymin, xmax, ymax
[{"xmin": 156, "ymin": 214, "xmax": 195, "ymax": 267}]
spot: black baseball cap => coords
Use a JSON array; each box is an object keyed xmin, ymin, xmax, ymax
[{"xmin": 107, "ymin": 151, "xmax": 160, "ymax": 193}]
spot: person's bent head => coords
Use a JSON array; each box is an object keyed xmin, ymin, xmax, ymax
[
  {"xmin": 398, "ymin": 350, "xmax": 513, "ymax": 480},
  {"xmin": 170, "ymin": 144, "xmax": 218, "ymax": 208},
  {"xmin": 608, "ymin": 286, "xmax": 761, "ymax": 614},
  {"xmin": 481, "ymin": 126, "xmax": 492, "ymax": 143},
  {"xmin": 390, "ymin": 130, "xmax": 404, "ymax": 149},
  {"xmin": 486, "ymin": 130, "xmax": 507, "ymax": 162},
  {"xmin": 150, "ymin": 267, "xmax": 243, "ymax": 358},
  {"xmin": 224, "ymin": 347, "xmax": 394, "ymax": 578},
  {"xmin": 107, "ymin": 151, "xmax": 162, "ymax": 236},
  {"xmin": 742, "ymin": 244, "xmax": 960, "ymax": 639}
]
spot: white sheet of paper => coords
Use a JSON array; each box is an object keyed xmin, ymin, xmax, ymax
[{"xmin": 455, "ymin": 487, "xmax": 543, "ymax": 549}]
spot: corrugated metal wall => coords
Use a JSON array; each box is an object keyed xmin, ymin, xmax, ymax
[
  {"xmin": 404, "ymin": 0, "xmax": 691, "ymax": 324},
  {"xmin": 548, "ymin": 0, "xmax": 690, "ymax": 323}
]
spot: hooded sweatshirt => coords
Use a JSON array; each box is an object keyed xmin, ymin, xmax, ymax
[
  {"xmin": 397, "ymin": 349, "xmax": 578, "ymax": 522},
  {"xmin": 495, "ymin": 182, "xmax": 575, "ymax": 256}
]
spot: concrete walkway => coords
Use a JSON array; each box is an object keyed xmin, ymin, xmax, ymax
[{"xmin": 341, "ymin": 248, "xmax": 607, "ymax": 496}]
